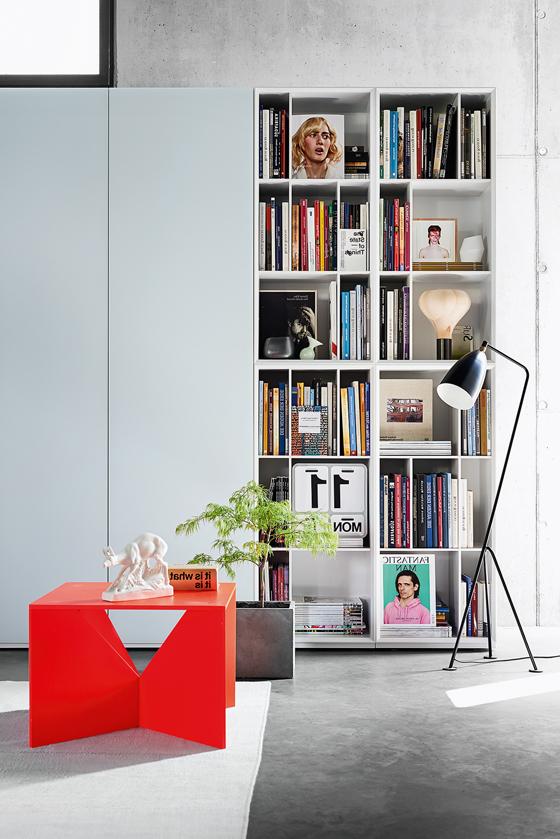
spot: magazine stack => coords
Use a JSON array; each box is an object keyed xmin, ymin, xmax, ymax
[{"xmin": 295, "ymin": 596, "xmax": 366, "ymax": 635}]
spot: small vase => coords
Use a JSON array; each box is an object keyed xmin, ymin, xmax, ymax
[
  {"xmin": 459, "ymin": 235, "xmax": 484, "ymax": 263},
  {"xmin": 299, "ymin": 336, "xmax": 322, "ymax": 360}
]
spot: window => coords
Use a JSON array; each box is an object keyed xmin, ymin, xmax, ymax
[{"xmin": 0, "ymin": 0, "xmax": 113, "ymax": 86}]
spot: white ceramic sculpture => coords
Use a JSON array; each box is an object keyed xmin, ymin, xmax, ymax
[
  {"xmin": 102, "ymin": 532, "xmax": 174, "ymax": 601},
  {"xmin": 459, "ymin": 235, "xmax": 484, "ymax": 263},
  {"xmin": 299, "ymin": 336, "xmax": 322, "ymax": 360}
]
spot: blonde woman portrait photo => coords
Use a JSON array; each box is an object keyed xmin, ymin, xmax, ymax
[{"xmin": 291, "ymin": 114, "xmax": 344, "ymax": 179}]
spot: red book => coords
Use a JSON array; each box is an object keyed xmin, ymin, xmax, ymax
[
  {"xmin": 436, "ymin": 475, "xmax": 443, "ymax": 548},
  {"xmin": 394, "ymin": 474, "xmax": 402, "ymax": 548},
  {"xmin": 300, "ymin": 199, "xmax": 308, "ymax": 271},
  {"xmin": 404, "ymin": 202, "xmax": 411, "ymax": 270},
  {"xmin": 324, "ymin": 202, "xmax": 329, "ymax": 271},
  {"xmin": 393, "ymin": 198, "xmax": 400, "ymax": 271},
  {"xmin": 416, "ymin": 110, "xmax": 423, "ymax": 178}
]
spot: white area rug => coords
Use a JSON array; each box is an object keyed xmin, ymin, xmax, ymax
[{"xmin": 0, "ymin": 680, "xmax": 270, "ymax": 839}]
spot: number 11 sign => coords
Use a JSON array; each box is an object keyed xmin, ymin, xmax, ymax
[{"xmin": 292, "ymin": 463, "xmax": 368, "ymax": 547}]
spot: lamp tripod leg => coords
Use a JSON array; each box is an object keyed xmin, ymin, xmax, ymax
[
  {"xmin": 482, "ymin": 549, "xmax": 496, "ymax": 660},
  {"xmin": 442, "ymin": 545, "xmax": 487, "ymax": 671},
  {"xmin": 486, "ymin": 547, "xmax": 542, "ymax": 674}
]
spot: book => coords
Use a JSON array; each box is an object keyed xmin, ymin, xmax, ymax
[
  {"xmin": 259, "ymin": 290, "xmax": 318, "ymax": 360},
  {"xmin": 340, "ymin": 229, "xmax": 367, "ymax": 271},
  {"xmin": 169, "ymin": 567, "xmax": 217, "ymax": 591},
  {"xmin": 379, "ymin": 379, "xmax": 433, "ymax": 442},
  {"xmin": 381, "ymin": 554, "xmax": 436, "ymax": 627}
]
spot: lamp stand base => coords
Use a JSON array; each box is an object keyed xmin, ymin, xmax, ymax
[{"xmin": 436, "ymin": 338, "xmax": 452, "ymax": 359}]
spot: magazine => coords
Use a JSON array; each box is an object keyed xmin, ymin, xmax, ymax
[{"xmin": 381, "ymin": 554, "xmax": 436, "ymax": 627}]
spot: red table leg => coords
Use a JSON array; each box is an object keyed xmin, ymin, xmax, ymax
[
  {"xmin": 139, "ymin": 608, "xmax": 227, "ymax": 748},
  {"xmin": 29, "ymin": 608, "xmax": 139, "ymax": 747}
]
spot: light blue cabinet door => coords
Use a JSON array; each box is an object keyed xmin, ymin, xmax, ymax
[
  {"xmin": 109, "ymin": 89, "xmax": 253, "ymax": 644},
  {"xmin": 0, "ymin": 91, "xmax": 109, "ymax": 643}
]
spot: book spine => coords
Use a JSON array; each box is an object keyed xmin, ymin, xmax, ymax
[
  {"xmin": 436, "ymin": 475, "xmax": 443, "ymax": 548},
  {"xmin": 410, "ymin": 110, "xmax": 417, "ymax": 179},
  {"xmin": 439, "ymin": 104, "xmax": 455, "ymax": 178},
  {"xmin": 365, "ymin": 381, "xmax": 370, "ymax": 456},
  {"xmin": 416, "ymin": 109, "xmax": 423, "ymax": 178},
  {"xmin": 280, "ymin": 109, "xmax": 286, "ymax": 179},
  {"xmin": 383, "ymin": 110, "xmax": 391, "ymax": 179},
  {"xmin": 262, "ymin": 109, "xmax": 270, "ymax": 177},
  {"xmin": 386, "ymin": 290, "xmax": 394, "ymax": 361},
  {"xmin": 402, "ymin": 285, "xmax": 410, "ymax": 360},
  {"xmin": 352, "ymin": 380, "xmax": 361, "ymax": 455},
  {"xmin": 462, "ymin": 574, "xmax": 473, "ymax": 636},
  {"xmin": 394, "ymin": 473, "xmax": 402, "ymax": 547},
  {"xmin": 279, "ymin": 383, "xmax": 286, "ymax": 455},
  {"xmin": 349, "ymin": 290, "xmax": 357, "ymax": 360},
  {"xmin": 342, "ymin": 291, "xmax": 350, "ymax": 360},
  {"xmin": 380, "ymin": 477, "xmax": 385, "ymax": 548},
  {"xmin": 269, "ymin": 110, "xmax": 274, "ymax": 177},
  {"xmin": 425, "ymin": 474, "xmax": 433, "ymax": 548},
  {"xmin": 273, "ymin": 109, "xmax": 281, "ymax": 177},
  {"xmin": 399, "ymin": 205, "xmax": 405, "ymax": 271},
  {"xmin": 397, "ymin": 107, "xmax": 404, "ymax": 179},
  {"xmin": 356, "ymin": 284, "xmax": 362, "ymax": 361},
  {"xmin": 268, "ymin": 387, "xmax": 273, "ymax": 455},
  {"xmin": 258, "ymin": 380, "xmax": 264, "ymax": 455},
  {"xmin": 426, "ymin": 105, "xmax": 434, "ymax": 178},
  {"xmin": 259, "ymin": 202, "xmax": 266, "ymax": 270},
  {"xmin": 340, "ymin": 387, "xmax": 350, "ymax": 456},
  {"xmin": 263, "ymin": 382, "xmax": 269, "ymax": 454},
  {"xmin": 460, "ymin": 107, "xmax": 465, "ymax": 178},
  {"xmin": 292, "ymin": 203, "xmax": 299, "ymax": 270},
  {"xmin": 347, "ymin": 386, "xmax": 357, "ymax": 456},
  {"xmin": 481, "ymin": 107, "xmax": 488, "ymax": 179},
  {"xmin": 451, "ymin": 478, "xmax": 458, "ymax": 549},
  {"xmin": 390, "ymin": 110, "xmax": 398, "ymax": 179},
  {"xmin": 404, "ymin": 118, "xmax": 411, "ymax": 179},
  {"xmin": 396, "ymin": 287, "xmax": 403, "ymax": 360},
  {"xmin": 388, "ymin": 475, "xmax": 395, "ymax": 547},
  {"xmin": 441, "ymin": 473, "xmax": 449, "ymax": 549},
  {"xmin": 404, "ymin": 202, "xmax": 410, "ymax": 271},
  {"xmin": 474, "ymin": 110, "xmax": 482, "ymax": 178},
  {"xmin": 418, "ymin": 475, "xmax": 426, "ymax": 547},
  {"xmin": 393, "ymin": 198, "xmax": 399, "ymax": 270},
  {"xmin": 282, "ymin": 202, "xmax": 290, "ymax": 271},
  {"xmin": 487, "ymin": 389, "xmax": 492, "ymax": 455},
  {"xmin": 379, "ymin": 286, "xmax": 387, "ymax": 360},
  {"xmin": 259, "ymin": 105, "xmax": 263, "ymax": 178},
  {"xmin": 300, "ymin": 199, "xmax": 308, "ymax": 271},
  {"xmin": 432, "ymin": 112, "xmax": 446, "ymax": 178},
  {"xmin": 405, "ymin": 475, "xmax": 411, "ymax": 548},
  {"xmin": 308, "ymin": 207, "xmax": 316, "ymax": 271}
]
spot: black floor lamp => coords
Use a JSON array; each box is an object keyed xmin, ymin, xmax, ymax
[{"xmin": 436, "ymin": 341, "xmax": 541, "ymax": 673}]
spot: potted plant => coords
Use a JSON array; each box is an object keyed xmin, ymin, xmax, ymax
[{"xmin": 176, "ymin": 480, "xmax": 337, "ymax": 679}]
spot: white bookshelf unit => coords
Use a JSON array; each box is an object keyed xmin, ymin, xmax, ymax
[{"xmin": 254, "ymin": 88, "xmax": 496, "ymax": 650}]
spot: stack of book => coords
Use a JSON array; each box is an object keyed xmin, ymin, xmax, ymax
[
  {"xmin": 259, "ymin": 105, "xmax": 289, "ymax": 179},
  {"xmin": 292, "ymin": 199, "xmax": 338, "ymax": 271},
  {"xmin": 436, "ymin": 596, "xmax": 452, "ymax": 633},
  {"xmin": 268, "ymin": 475, "xmax": 289, "ymax": 502},
  {"xmin": 341, "ymin": 285, "xmax": 371, "ymax": 360},
  {"xmin": 380, "ymin": 105, "xmax": 456, "ymax": 179},
  {"xmin": 413, "ymin": 474, "xmax": 475, "ymax": 549},
  {"xmin": 341, "ymin": 201, "xmax": 368, "ymax": 229},
  {"xmin": 460, "ymin": 575, "xmax": 488, "ymax": 637},
  {"xmin": 461, "ymin": 388, "xmax": 492, "ymax": 456},
  {"xmin": 340, "ymin": 381, "xmax": 370, "ymax": 457},
  {"xmin": 460, "ymin": 107, "xmax": 489, "ymax": 179},
  {"xmin": 258, "ymin": 381, "xmax": 289, "ymax": 456},
  {"xmin": 295, "ymin": 596, "xmax": 366, "ymax": 635},
  {"xmin": 379, "ymin": 624, "xmax": 453, "ymax": 639},
  {"xmin": 379, "ymin": 441, "xmax": 452, "ymax": 457},
  {"xmin": 379, "ymin": 197, "xmax": 410, "ymax": 271},
  {"xmin": 379, "ymin": 473, "xmax": 411, "ymax": 548},
  {"xmin": 261, "ymin": 562, "xmax": 290, "ymax": 602},
  {"xmin": 379, "ymin": 286, "xmax": 410, "ymax": 360},
  {"xmin": 258, "ymin": 199, "xmax": 290, "ymax": 271},
  {"xmin": 345, "ymin": 145, "xmax": 369, "ymax": 179},
  {"xmin": 291, "ymin": 380, "xmax": 337, "ymax": 456}
]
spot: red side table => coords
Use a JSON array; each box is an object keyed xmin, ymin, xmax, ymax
[{"xmin": 29, "ymin": 582, "xmax": 236, "ymax": 749}]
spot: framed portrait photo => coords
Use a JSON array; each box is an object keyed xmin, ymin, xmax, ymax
[
  {"xmin": 413, "ymin": 218, "xmax": 457, "ymax": 262},
  {"xmin": 379, "ymin": 378, "xmax": 433, "ymax": 442},
  {"xmin": 291, "ymin": 114, "xmax": 345, "ymax": 180}
]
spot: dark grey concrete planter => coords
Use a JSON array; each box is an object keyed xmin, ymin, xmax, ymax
[{"xmin": 236, "ymin": 601, "xmax": 294, "ymax": 680}]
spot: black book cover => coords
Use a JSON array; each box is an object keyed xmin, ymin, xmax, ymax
[
  {"xmin": 388, "ymin": 475, "xmax": 396, "ymax": 548},
  {"xmin": 259, "ymin": 290, "xmax": 317, "ymax": 359},
  {"xmin": 404, "ymin": 119, "xmax": 411, "ymax": 179},
  {"xmin": 464, "ymin": 111, "xmax": 472, "ymax": 178},
  {"xmin": 418, "ymin": 474, "xmax": 426, "ymax": 548},
  {"xmin": 439, "ymin": 104, "xmax": 455, "ymax": 178},
  {"xmin": 273, "ymin": 109, "xmax": 281, "ymax": 177},
  {"xmin": 397, "ymin": 287, "xmax": 404, "ymax": 360},
  {"xmin": 427, "ymin": 105, "xmax": 434, "ymax": 179}
]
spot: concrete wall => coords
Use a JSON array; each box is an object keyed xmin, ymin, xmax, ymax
[{"xmin": 115, "ymin": 0, "xmax": 558, "ymax": 626}]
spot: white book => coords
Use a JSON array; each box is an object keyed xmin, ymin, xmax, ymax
[
  {"xmin": 304, "ymin": 386, "xmax": 311, "ymax": 406},
  {"xmin": 282, "ymin": 202, "xmax": 290, "ymax": 270},
  {"xmin": 409, "ymin": 110, "xmax": 417, "ymax": 179},
  {"xmin": 329, "ymin": 281, "xmax": 337, "ymax": 358},
  {"xmin": 386, "ymin": 290, "xmax": 394, "ymax": 361},
  {"xmin": 467, "ymin": 489, "xmax": 474, "ymax": 548},
  {"xmin": 327, "ymin": 381, "xmax": 333, "ymax": 455},
  {"xmin": 383, "ymin": 110, "xmax": 391, "ymax": 178},
  {"xmin": 356, "ymin": 284, "xmax": 362, "ymax": 361},
  {"xmin": 360, "ymin": 203, "xmax": 368, "ymax": 231},
  {"xmin": 270, "ymin": 198, "xmax": 276, "ymax": 271},
  {"xmin": 459, "ymin": 478, "xmax": 468, "ymax": 548},
  {"xmin": 262, "ymin": 110, "xmax": 270, "ymax": 177},
  {"xmin": 321, "ymin": 385, "xmax": 328, "ymax": 408},
  {"xmin": 352, "ymin": 380, "xmax": 362, "ymax": 456},
  {"xmin": 451, "ymin": 478, "xmax": 459, "ymax": 549},
  {"xmin": 349, "ymin": 290, "xmax": 357, "ymax": 360},
  {"xmin": 341, "ymin": 229, "xmax": 367, "ymax": 270},
  {"xmin": 259, "ymin": 202, "xmax": 266, "ymax": 270},
  {"xmin": 474, "ymin": 111, "xmax": 482, "ymax": 179},
  {"xmin": 307, "ymin": 207, "xmax": 316, "ymax": 271},
  {"xmin": 365, "ymin": 287, "xmax": 371, "ymax": 360},
  {"xmin": 432, "ymin": 112, "xmax": 446, "ymax": 178}
]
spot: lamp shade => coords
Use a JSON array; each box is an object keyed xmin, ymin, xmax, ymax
[{"xmin": 437, "ymin": 347, "xmax": 488, "ymax": 410}]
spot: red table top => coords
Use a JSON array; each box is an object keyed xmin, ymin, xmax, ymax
[{"xmin": 30, "ymin": 582, "xmax": 236, "ymax": 611}]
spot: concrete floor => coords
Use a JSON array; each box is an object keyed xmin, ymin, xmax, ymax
[{"xmin": 3, "ymin": 630, "xmax": 560, "ymax": 838}]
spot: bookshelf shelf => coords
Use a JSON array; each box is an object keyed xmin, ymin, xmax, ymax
[{"xmin": 254, "ymin": 87, "xmax": 496, "ymax": 650}]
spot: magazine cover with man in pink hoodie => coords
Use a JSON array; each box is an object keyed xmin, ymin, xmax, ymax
[{"xmin": 382, "ymin": 555, "xmax": 436, "ymax": 625}]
